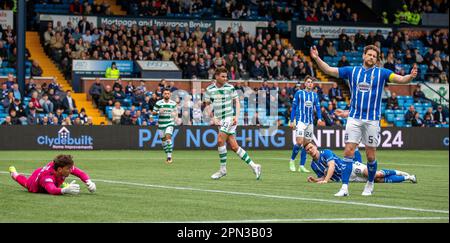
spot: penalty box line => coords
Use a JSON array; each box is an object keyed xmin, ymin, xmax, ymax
[{"xmin": 0, "ymin": 171, "xmax": 448, "ymax": 215}]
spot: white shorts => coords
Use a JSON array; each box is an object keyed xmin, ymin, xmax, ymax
[
  {"xmin": 158, "ymin": 126, "xmax": 174, "ymax": 138},
  {"xmin": 350, "ymin": 161, "xmax": 368, "ymax": 183},
  {"xmin": 295, "ymin": 122, "xmax": 313, "ymax": 140},
  {"xmin": 344, "ymin": 117, "xmax": 380, "ymax": 147},
  {"xmin": 219, "ymin": 117, "xmax": 237, "ymax": 135}
]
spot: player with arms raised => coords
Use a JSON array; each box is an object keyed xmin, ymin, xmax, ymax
[
  {"xmin": 289, "ymin": 75, "xmax": 322, "ymax": 173},
  {"xmin": 153, "ymin": 89, "xmax": 177, "ymax": 164},
  {"xmin": 310, "ymin": 44, "xmax": 417, "ymax": 196},
  {"xmin": 205, "ymin": 67, "xmax": 261, "ymax": 180}
]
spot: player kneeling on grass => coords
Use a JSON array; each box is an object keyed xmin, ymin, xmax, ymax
[
  {"xmin": 304, "ymin": 143, "xmax": 417, "ymax": 184},
  {"xmin": 153, "ymin": 89, "xmax": 177, "ymax": 164},
  {"xmin": 9, "ymin": 154, "xmax": 96, "ymax": 195}
]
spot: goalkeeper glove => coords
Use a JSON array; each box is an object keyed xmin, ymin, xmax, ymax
[
  {"xmin": 61, "ymin": 180, "xmax": 80, "ymax": 195},
  {"xmin": 85, "ymin": 179, "xmax": 96, "ymax": 193}
]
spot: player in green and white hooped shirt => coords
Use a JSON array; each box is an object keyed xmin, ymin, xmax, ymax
[
  {"xmin": 153, "ymin": 89, "xmax": 177, "ymax": 164},
  {"xmin": 205, "ymin": 67, "xmax": 262, "ymax": 180}
]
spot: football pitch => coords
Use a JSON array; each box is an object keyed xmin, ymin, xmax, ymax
[{"xmin": 0, "ymin": 150, "xmax": 448, "ymax": 223}]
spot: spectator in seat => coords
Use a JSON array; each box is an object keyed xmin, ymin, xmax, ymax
[
  {"xmin": 48, "ymin": 79, "xmax": 61, "ymax": 92},
  {"xmin": 9, "ymin": 109, "xmax": 21, "ymax": 125},
  {"xmin": 31, "ymin": 60, "xmax": 43, "ymax": 77},
  {"xmin": 40, "ymin": 116, "xmax": 50, "ymax": 126},
  {"xmin": 25, "ymin": 78, "xmax": 37, "ymax": 97},
  {"xmin": 305, "ymin": 61, "xmax": 316, "ymax": 78},
  {"xmin": 423, "ymin": 114, "xmax": 435, "ymax": 127},
  {"xmin": 113, "ymin": 85, "xmax": 126, "ymax": 104},
  {"xmin": 11, "ymin": 84, "xmax": 21, "ymax": 101},
  {"xmin": 412, "ymin": 84, "xmax": 426, "ymax": 103},
  {"xmin": 111, "ymin": 101, "xmax": 125, "ymax": 125},
  {"xmin": 39, "ymin": 93, "xmax": 55, "ymax": 113},
  {"xmin": 27, "ymin": 107, "xmax": 39, "ymax": 125},
  {"xmin": 62, "ymin": 90, "xmax": 77, "ymax": 114},
  {"xmin": 51, "ymin": 94, "xmax": 64, "ymax": 112},
  {"xmin": 49, "ymin": 116, "xmax": 58, "ymax": 125},
  {"xmin": 30, "ymin": 91, "xmax": 44, "ymax": 113},
  {"xmin": 316, "ymin": 39, "xmax": 327, "ymax": 59},
  {"xmin": 123, "ymin": 81, "xmax": 135, "ymax": 96},
  {"xmin": 70, "ymin": 0, "xmax": 84, "ymax": 15},
  {"xmin": 326, "ymin": 41, "xmax": 338, "ymax": 57},
  {"xmin": 321, "ymin": 106, "xmax": 333, "ymax": 126},
  {"xmin": 120, "ymin": 109, "xmax": 133, "ymax": 125},
  {"xmin": 89, "ymin": 78, "xmax": 103, "ymax": 106},
  {"xmin": 425, "ymin": 64, "xmax": 440, "ymax": 81},
  {"xmin": 3, "ymin": 73, "xmax": 15, "ymax": 90},
  {"xmin": 78, "ymin": 108, "xmax": 88, "ymax": 124},
  {"xmin": 98, "ymin": 85, "xmax": 114, "ymax": 112},
  {"xmin": 3, "ymin": 91, "xmax": 14, "ymax": 109},
  {"xmin": 9, "ymin": 98, "xmax": 26, "ymax": 119},
  {"xmin": 382, "ymin": 85, "xmax": 391, "ymax": 103},
  {"xmin": 0, "ymin": 83, "xmax": 8, "ymax": 102},
  {"xmin": 404, "ymin": 105, "xmax": 417, "ymax": 124},
  {"xmin": 387, "ymin": 92, "xmax": 400, "ymax": 110},
  {"xmin": 411, "ymin": 112, "xmax": 424, "ymax": 127},
  {"xmin": 272, "ymin": 61, "xmax": 287, "ymax": 80},
  {"xmin": 228, "ymin": 66, "xmax": 240, "ymax": 80},
  {"xmin": 328, "ymin": 82, "xmax": 344, "ymax": 102},
  {"xmin": 434, "ymin": 105, "xmax": 447, "ymax": 124},
  {"xmin": 338, "ymin": 55, "xmax": 350, "ymax": 67},
  {"xmin": 54, "ymin": 108, "xmax": 64, "ymax": 124}
]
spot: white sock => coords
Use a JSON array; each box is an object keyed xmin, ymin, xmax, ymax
[
  {"xmin": 167, "ymin": 153, "xmax": 172, "ymax": 158},
  {"xmin": 341, "ymin": 184, "xmax": 348, "ymax": 191},
  {"xmin": 11, "ymin": 172, "xmax": 18, "ymax": 179},
  {"xmin": 220, "ymin": 164, "xmax": 227, "ymax": 172},
  {"xmin": 248, "ymin": 161, "xmax": 257, "ymax": 169},
  {"xmin": 396, "ymin": 170, "xmax": 409, "ymax": 176}
]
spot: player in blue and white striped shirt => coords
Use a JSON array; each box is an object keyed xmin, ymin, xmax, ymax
[
  {"xmin": 304, "ymin": 143, "xmax": 417, "ymax": 184},
  {"xmin": 311, "ymin": 45, "xmax": 417, "ymax": 196},
  {"xmin": 289, "ymin": 76, "xmax": 322, "ymax": 173}
]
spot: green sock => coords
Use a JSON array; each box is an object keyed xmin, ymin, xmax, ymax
[
  {"xmin": 218, "ymin": 145, "xmax": 227, "ymax": 166},
  {"xmin": 236, "ymin": 147, "xmax": 253, "ymax": 164}
]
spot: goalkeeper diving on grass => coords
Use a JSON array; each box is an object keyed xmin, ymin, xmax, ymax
[{"xmin": 8, "ymin": 154, "xmax": 96, "ymax": 195}]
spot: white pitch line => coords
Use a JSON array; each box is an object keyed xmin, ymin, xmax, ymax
[
  {"xmin": 153, "ymin": 216, "xmax": 449, "ymax": 223},
  {"xmin": 0, "ymin": 157, "xmax": 445, "ymax": 167},
  {"xmin": 1, "ymin": 171, "xmax": 448, "ymax": 215}
]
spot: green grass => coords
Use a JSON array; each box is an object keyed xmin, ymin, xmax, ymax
[{"xmin": 0, "ymin": 150, "xmax": 448, "ymax": 223}]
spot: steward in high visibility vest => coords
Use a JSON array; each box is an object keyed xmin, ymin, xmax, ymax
[{"xmin": 105, "ymin": 62, "xmax": 120, "ymax": 79}]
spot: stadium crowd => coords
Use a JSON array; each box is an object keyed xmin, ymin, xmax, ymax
[
  {"xmin": 119, "ymin": 0, "xmax": 364, "ymax": 23},
  {"xmin": 1, "ymin": 0, "xmax": 448, "ymax": 126}
]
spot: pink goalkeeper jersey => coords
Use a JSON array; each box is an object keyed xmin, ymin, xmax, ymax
[{"xmin": 27, "ymin": 161, "xmax": 90, "ymax": 195}]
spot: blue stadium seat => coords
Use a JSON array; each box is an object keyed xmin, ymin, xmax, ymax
[
  {"xmin": 337, "ymin": 101, "xmax": 347, "ymax": 109},
  {"xmin": 394, "ymin": 109, "xmax": 405, "ymax": 115},
  {"xmin": 394, "ymin": 117, "xmax": 405, "ymax": 127},
  {"xmin": 386, "ymin": 113, "xmax": 395, "ymax": 122}
]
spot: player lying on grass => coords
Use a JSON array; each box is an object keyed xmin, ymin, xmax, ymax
[
  {"xmin": 9, "ymin": 154, "xmax": 96, "ymax": 195},
  {"xmin": 304, "ymin": 143, "xmax": 417, "ymax": 184}
]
